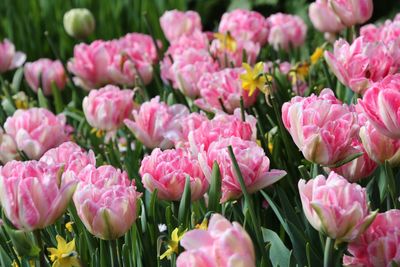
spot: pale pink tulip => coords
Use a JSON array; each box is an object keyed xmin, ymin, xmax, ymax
[
  {"xmin": 267, "ymin": 13, "xmax": 307, "ymax": 51},
  {"xmin": 124, "ymin": 97, "xmax": 189, "ymax": 149},
  {"xmin": 218, "ymin": 9, "xmax": 269, "ymax": 45},
  {"xmin": 177, "ymin": 213, "xmax": 256, "ymax": 267},
  {"xmin": 0, "ymin": 39, "xmax": 26, "ymax": 73},
  {"xmin": 118, "ymin": 33, "xmax": 158, "ymax": 64},
  {"xmin": 24, "ymin": 58, "xmax": 66, "ymax": 95},
  {"xmin": 40, "ymin": 142, "xmax": 95, "ymax": 175},
  {"xmin": 73, "ymin": 165, "xmax": 140, "ymax": 240},
  {"xmin": 282, "ymin": 89, "xmax": 359, "ymax": 166},
  {"xmin": 0, "ymin": 133, "xmax": 20, "ymax": 164},
  {"xmin": 325, "ymin": 37, "xmax": 398, "ymax": 95},
  {"xmin": 160, "ymin": 10, "xmax": 202, "ymax": 43},
  {"xmin": 199, "ymin": 137, "xmax": 286, "ymax": 203},
  {"xmin": 140, "ymin": 148, "xmax": 208, "ymax": 201},
  {"xmin": 195, "ymin": 68, "xmax": 257, "ymax": 113},
  {"xmin": 83, "ymin": 85, "xmax": 134, "ymax": 131},
  {"xmin": 298, "ymin": 172, "xmax": 377, "ymax": 243},
  {"xmin": 359, "ymin": 74, "xmax": 400, "ymax": 138},
  {"xmin": 174, "ymin": 112, "xmax": 208, "ymax": 148},
  {"xmin": 343, "ymin": 210, "xmax": 400, "ymax": 267},
  {"xmin": 330, "ymin": 0, "xmax": 373, "ymax": 27},
  {"xmin": 309, "ymin": 0, "xmax": 345, "ymax": 33},
  {"xmin": 4, "ymin": 108, "xmax": 71, "ymax": 159},
  {"xmin": 0, "ymin": 160, "xmax": 77, "ymax": 231}
]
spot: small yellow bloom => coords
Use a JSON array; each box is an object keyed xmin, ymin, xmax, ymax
[
  {"xmin": 240, "ymin": 62, "xmax": 267, "ymax": 96},
  {"xmin": 13, "ymin": 92, "xmax": 29, "ymax": 109},
  {"xmin": 47, "ymin": 235, "xmax": 80, "ymax": 267},
  {"xmin": 160, "ymin": 228, "xmax": 186, "ymax": 260},
  {"xmin": 90, "ymin": 128, "xmax": 104, "ymax": 138},
  {"xmin": 195, "ymin": 218, "xmax": 208, "ymax": 230},
  {"xmin": 214, "ymin": 32, "xmax": 237, "ymax": 52},
  {"xmin": 65, "ymin": 221, "xmax": 74, "ymax": 233},
  {"xmin": 310, "ymin": 47, "xmax": 324, "ymax": 65}
]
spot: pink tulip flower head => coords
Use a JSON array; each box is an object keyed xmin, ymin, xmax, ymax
[
  {"xmin": 177, "ymin": 213, "xmax": 256, "ymax": 267},
  {"xmin": 359, "ymin": 74, "xmax": 400, "ymax": 139},
  {"xmin": 298, "ymin": 172, "xmax": 377, "ymax": 243},
  {"xmin": 124, "ymin": 97, "xmax": 189, "ymax": 149},
  {"xmin": 0, "ymin": 160, "xmax": 77, "ymax": 231},
  {"xmin": 343, "ymin": 209, "xmax": 400, "ymax": 267},
  {"xmin": 218, "ymin": 9, "xmax": 269, "ymax": 45},
  {"xmin": 0, "ymin": 132, "xmax": 20, "ymax": 164},
  {"xmin": 282, "ymin": 89, "xmax": 359, "ymax": 166},
  {"xmin": 195, "ymin": 68, "xmax": 258, "ymax": 113},
  {"xmin": 0, "ymin": 39, "xmax": 26, "ymax": 73},
  {"xmin": 199, "ymin": 137, "xmax": 286, "ymax": 203},
  {"xmin": 83, "ymin": 85, "xmax": 134, "ymax": 132},
  {"xmin": 4, "ymin": 108, "xmax": 71, "ymax": 159},
  {"xmin": 73, "ymin": 165, "xmax": 141, "ymax": 240},
  {"xmin": 24, "ymin": 58, "xmax": 66, "ymax": 95},
  {"xmin": 160, "ymin": 10, "xmax": 202, "ymax": 43},
  {"xmin": 330, "ymin": 0, "xmax": 373, "ymax": 27},
  {"xmin": 140, "ymin": 147, "xmax": 208, "ymax": 201},
  {"xmin": 309, "ymin": 0, "xmax": 345, "ymax": 33},
  {"xmin": 267, "ymin": 13, "xmax": 307, "ymax": 51}
]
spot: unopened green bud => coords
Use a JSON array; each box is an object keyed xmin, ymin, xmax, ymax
[{"xmin": 63, "ymin": 8, "xmax": 95, "ymax": 39}]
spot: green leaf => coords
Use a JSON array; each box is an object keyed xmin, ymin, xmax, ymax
[
  {"xmin": 178, "ymin": 175, "xmax": 191, "ymax": 228},
  {"xmin": 207, "ymin": 161, "xmax": 221, "ymax": 213},
  {"xmin": 262, "ymin": 228, "xmax": 291, "ymax": 267},
  {"xmin": 11, "ymin": 67, "xmax": 24, "ymax": 93},
  {"xmin": 326, "ymin": 152, "xmax": 364, "ymax": 168},
  {"xmin": 228, "ymin": 0, "xmax": 251, "ymax": 10},
  {"xmin": 7, "ymin": 229, "xmax": 40, "ymax": 258},
  {"xmin": 51, "ymin": 82, "xmax": 64, "ymax": 114},
  {"xmin": 37, "ymin": 88, "xmax": 49, "ymax": 109}
]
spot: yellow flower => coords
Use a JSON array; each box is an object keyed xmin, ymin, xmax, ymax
[
  {"xmin": 65, "ymin": 222, "xmax": 74, "ymax": 233},
  {"xmin": 90, "ymin": 128, "xmax": 104, "ymax": 138},
  {"xmin": 310, "ymin": 47, "xmax": 324, "ymax": 65},
  {"xmin": 160, "ymin": 228, "xmax": 186, "ymax": 260},
  {"xmin": 195, "ymin": 218, "xmax": 208, "ymax": 230},
  {"xmin": 240, "ymin": 62, "xmax": 267, "ymax": 96},
  {"xmin": 289, "ymin": 62, "xmax": 309, "ymax": 87},
  {"xmin": 13, "ymin": 92, "xmax": 29, "ymax": 109},
  {"xmin": 214, "ymin": 32, "xmax": 237, "ymax": 52},
  {"xmin": 47, "ymin": 235, "xmax": 80, "ymax": 267}
]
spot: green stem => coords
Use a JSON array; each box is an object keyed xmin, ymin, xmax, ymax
[
  {"xmin": 323, "ymin": 237, "xmax": 333, "ymax": 267},
  {"xmin": 33, "ymin": 230, "xmax": 46, "ymax": 267},
  {"xmin": 110, "ymin": 239, "xmax": 119, "ymax": 267}
]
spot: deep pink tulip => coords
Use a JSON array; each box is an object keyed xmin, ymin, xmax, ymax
[
  {"xmin": 24, "ymin": 58, "xmax": 66, "ymax": 95},
  {"xmin": 0, "ymin": 160, "xmax": 77, "ymax": 231},
  {"xmin": 298, "ymin": 172, "xmax": 377, "ymax": 243},
  {"xmin": 177, "ymin": 213, "xmax": 256, "ymax": 267}
]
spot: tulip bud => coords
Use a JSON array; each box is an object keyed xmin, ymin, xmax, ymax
[{"xmin": 63, "ymin": 8, "xmax": 95, "ymax": 39}]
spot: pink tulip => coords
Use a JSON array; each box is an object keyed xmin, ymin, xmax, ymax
[
  {"xmin": 324, "ymin": 37, "xmax": 397, "ymax": 95},
  {"xmin": 199, "ymin": 137, "xmax": 286, "ymax": 203},
  {"xmin": 118, "ymin": 33, "xmax": 159, "ymax": 64},
  {"xmin": 267, "ymin": 13, "xmax": 307, "ymax": 51},
  {"xmin": 325, "ymin": 139, "xmax": 377, "ymax": 182},
  {"xmin": 0, "ymin": 132, "xmax": 20, "ymax": 164},
  {"xmin": 0, "ymin": 39, "xmax": 26, "ymax": 73},
  {"xmin": 282, "ymin": 89, "xmax": 359, "ymax": 166},
  {"xmin": 176, "ymin": 112, "xmax": 209, "ymax": 147},
  {"xmin": 195, "ymin": 68, "xmax": 258, "ymax": 113},
  {"xmin": 343, "ymin": 210, "xmax": 400, "ymax": 267},
  {"xmin": 73, "ymin": 165, "xmax": 140, "ymax": 240},
  {"xmin": 140, "ymin": 147, "xmax": 208, "ymax": 201},
  {"xmin": 83, "ymin": 85, "xmax": 134, "ymax": 131},
  {"xmin": 177, "ymin": 213, "xmax": 256, "ymax": 267},
  {"xmin": 160, "ymin": 10, "xmax": 202, "ymax": 43},
  {"xmin": 124, "ymin": 97, "xmax": 189, "ymax": 149},
  {"xmin": 0, "ymin": 160, "xmax": 77, "ymax": 231},
  {"xmin": 309, "ymin": 0, "xmax": 345, "ymax": 33},
  {"xmin": 210, "ymin": 38, "xmax": 260, "ymax": 68},
  {"xmin": 4, "ymin": 108, "xmax": 71, "ymax": 159},
  {"xmin": 218, "ymin": 9, "xmax": 269, "ymax": 45},
  {"xmin": 298, "ymin": 172, "xmax": 377, "ymax": 243},
  {"xmin": 359, "ymin": 74, "xmax": 400, "ymax": 138},
  {"xmin": 167, "ymin": 48, "xmax": 218, "ymax": 98},
  {"xmin": 24, "ymin": 58, "xmax": 66, "ymax": 95},
  {"xmin": 330, "ymin": 0, "xmax": 373, "ymax": 27},
  {"xmin": 189, "ymin": 109, "xmax": 257, "ymax": 154},
  {"xmin": 40, "ymin": 142, "xmax": 95, "ymax": 175}
]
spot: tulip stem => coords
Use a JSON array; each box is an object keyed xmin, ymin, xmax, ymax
[
  {"xmin": 110, "ymin": 239, "xmax": 119, "ymax": 267},
  {"xmin": 323, "ymin": 237, "xmax": 333, "ymax": 267},
  {"xmin": 33, "ymin": 230, "xmax": 46, "ymax": 267}
]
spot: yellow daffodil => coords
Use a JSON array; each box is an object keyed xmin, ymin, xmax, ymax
[
  {"xmin": 310, "ymin": 47, "xmax": 324, "ymax": 65},
  {"xmin": 160, "ymin": 228, "xmax": 186, "ymax": 260},
  {"xmin": 90, "ymin": 128, "xmax": 104, "ymax": 138},
  {"xmin": 13, "ymin": 92, "xmax": 29, "ymax": 109},
  {"xmin": 47, "ymin": 235, "xmax": 80, "ymax": 267},
  {"xmin": 65, "ymin": 222, "xmax": 74, "ymax": 233},
  {"xmin": 240, "ymin": 62, "xmax": 267, "ymax": 96},
  {"xmin": 195, "ymin": 218, "xmax": 208, "ymax": 230},
  {"xmin": 289, "ymin": 62, "xmax": 309, "ymax": 87},
  {"xmin": 214, "ymin": 32, "xmax": 237, "ymax": 52}
]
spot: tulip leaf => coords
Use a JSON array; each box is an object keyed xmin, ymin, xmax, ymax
[
  {"xmin": 51, "ymin": 82, "xmax": 64, "ymax": 114},
  {"xmin": 262, "ymin": 228, "xmax": 291, "ymax": 267},
  {"xmin": 7, "ymin": 229, "xmax": 40, "ymax": 258},
  {"xmin": 326, "ymin": 152, "xmax": 364, "ymax": 168},
  {"xmin": 207, "ymin": 161, "xmax": 221, "ymax": 213},
  {"xmin": 37, "ymin": 88, "xmax": 49, "ymax": 109},
  {"xmin": 178, "ymin": 175, "xmax": 191, "ymax": 228},
  {"xmin": 0, "ymin": 245, "xmax": 12, "ymax": 267},
  {"xmin": 11, "ymin": 67, "xmax": 24, "ymax": 93}
]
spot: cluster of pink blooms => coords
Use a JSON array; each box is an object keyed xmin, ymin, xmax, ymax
[{"xmin": 68, "ymin": 33, "xmax": 157, "ymax": 90}]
